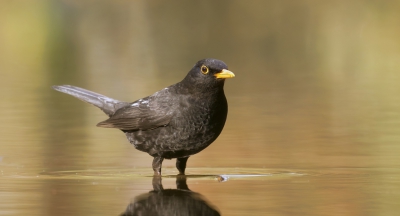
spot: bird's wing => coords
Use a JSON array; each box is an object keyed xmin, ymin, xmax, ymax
[{"xmin": 96, "ymin": 96, "xmax": 174, "ymax": 131}]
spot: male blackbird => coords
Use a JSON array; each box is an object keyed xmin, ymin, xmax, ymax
[{"xmin": 52, "ymin": 58, "xmax": 234, "ymax": 175}]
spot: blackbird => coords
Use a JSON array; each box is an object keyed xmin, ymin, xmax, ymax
[{"xmin": 52, "ymin": 58, "xmax": 234, "ymax": 175}]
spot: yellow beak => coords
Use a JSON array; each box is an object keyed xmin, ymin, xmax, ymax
[{"xmin": 214, "ymin": 69, "xmax": 235, "ymax": 79}]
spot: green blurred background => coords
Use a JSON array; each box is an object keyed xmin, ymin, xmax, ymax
[{"xmin": 1, "ymin": 1, "xmax": 400, "ymax": 215}]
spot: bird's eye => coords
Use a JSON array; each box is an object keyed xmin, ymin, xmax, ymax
[{"xmin": 201, "ymin": 65, "xmax": 209, "ymax": 74}]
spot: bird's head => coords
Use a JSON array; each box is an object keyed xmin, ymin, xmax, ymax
[{"xmin": 181, "ymin": 58, "xmax": 235, "ymax": 91}]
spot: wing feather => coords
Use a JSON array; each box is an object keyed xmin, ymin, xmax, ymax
[{"xmin": 96, "ymin": 95, "xmax": 173, "ymax": 130}]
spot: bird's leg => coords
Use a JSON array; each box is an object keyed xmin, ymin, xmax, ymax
[
  {"xmin": 152, "ymin": 176, "xmax": 164, "ymax": 191},
  {"xmin": 176, "ymin": 157, "xmax": 189, "ymax": 175},
  {"xmin": 152, "ymin": 157, "xmax": 164, "ymax": 176}
]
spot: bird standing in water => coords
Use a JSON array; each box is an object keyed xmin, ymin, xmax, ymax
[{"xmin": 53, "ymin": 58, "xmax": 235, "ymax": 175}]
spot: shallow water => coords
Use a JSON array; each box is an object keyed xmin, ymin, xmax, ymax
[
  {"xmin": 1, "ymin": 1, "xmax": 400, "ymax": 215},
  {"xmin": 1, "ymin": 167, "xmax": 400, "ymax": 215}
]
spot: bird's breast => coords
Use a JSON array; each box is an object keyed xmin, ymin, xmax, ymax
[{"xmin": 171, "ymin": 94, "xmax": 227, "ymax": 142}]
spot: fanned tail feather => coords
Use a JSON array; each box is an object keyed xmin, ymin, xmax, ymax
[{"xmin": 52, "ymin": 85, "xmax": 128, "ymax": 116}]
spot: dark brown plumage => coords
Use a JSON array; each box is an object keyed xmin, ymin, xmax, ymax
[{"xmin": 52, "ymin": 58, "xmax": 234, "ymax": 175}]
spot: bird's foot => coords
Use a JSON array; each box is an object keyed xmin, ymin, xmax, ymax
[{"xmin": 152, "ymin": 156, "xmax": 164, "ymax": 176}]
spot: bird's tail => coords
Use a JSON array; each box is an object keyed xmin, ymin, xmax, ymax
[{"xmin": 52, "ymin": 85, "xmax": 128, "ymax": 116}]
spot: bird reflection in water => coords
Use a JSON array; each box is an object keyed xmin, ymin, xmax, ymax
[{"xmin": 121, "ymin": 176, "xmax": 220, "ymax": 216}]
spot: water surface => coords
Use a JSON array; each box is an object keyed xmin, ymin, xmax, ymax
[{"xmin": 1, "ymin": 1, "xmax": 400, "ymax": 215}]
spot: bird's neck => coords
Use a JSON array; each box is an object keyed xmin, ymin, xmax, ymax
[
  {"xmin": 179, "ymin": 75, "xmax": 225, "ymax": 95},
  {"xmin": 178, "ymin": 81, "xmax": 225, "ymax": 96}
]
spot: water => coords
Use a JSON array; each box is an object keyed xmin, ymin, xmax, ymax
[{"xmin": 1, "ymin": 1, "xmax": 400, "ymax": 215}]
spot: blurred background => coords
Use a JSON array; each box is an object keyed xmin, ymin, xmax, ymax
[{"xmin": 1, "ymin": 0, "xmax": 400, "ymax": 215}]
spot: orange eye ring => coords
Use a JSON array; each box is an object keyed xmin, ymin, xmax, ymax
[{"xmin": 201, "ymin": 65, "xmax": 209, "ymax": 74}]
